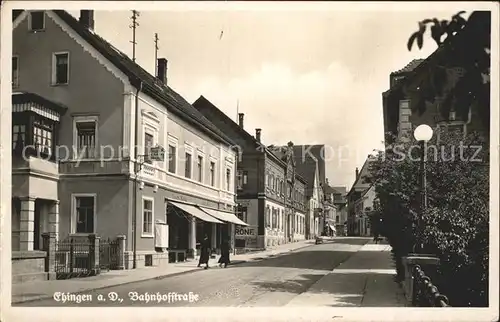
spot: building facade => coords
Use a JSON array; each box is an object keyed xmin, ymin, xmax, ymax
[
  {"xmin": 289, "ymin": 146, "xmax": 322, "ymax": 239},
  {"xmin": 12, "ymin": 10, "xmax": 245, "ymax": 270},
  {"xmin": 332, "ymin": 186, "xmax": 348, "ymax": 236},
  {"xmin": 346, "ymin": 157, "xmax": 374, "ymax": 236},
  {"xmin": 192, "ymin": 97, "xmax": 307, "ymax": 250},
  {"xmin": 323, "ymin": 182, "xmax": 339, "ymax": 236}
]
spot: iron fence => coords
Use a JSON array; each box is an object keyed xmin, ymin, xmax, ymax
[
  {"xmin": 99, "ymin": 238, "xmax": 120, "ymax": 271},
  {"xmin": 54, "ymin": 237, "xmax": 95, "ymax": 280},
  {"xmin": 412, "ymin": 264, "xmax": 450, "ymax": 307}
]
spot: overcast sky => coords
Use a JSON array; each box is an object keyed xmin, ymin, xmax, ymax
[{"xmin": 67, "ymin": 6, "xmax": 468, "ymax": 188}]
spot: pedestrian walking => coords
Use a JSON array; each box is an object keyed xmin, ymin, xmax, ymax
[
  {"xmin": 218, "ymin": 237, "xmax": 230, "ymax": 268},
  {"xmin": 373, "ymin": 232, "xmax": 380, "ymax": 244},
  {"xmin": 197, "ymin": 235, "xmax": 211, "ymax": 269}
]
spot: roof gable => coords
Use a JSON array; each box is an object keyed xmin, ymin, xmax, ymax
[{"xmin": 20, "ymin": 10, "xmax": 235, "ymax": 147}]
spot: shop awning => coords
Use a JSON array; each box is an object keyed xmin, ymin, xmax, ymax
[
  {"xmin": 169, "ymin": 201, "xmax": 223, "ymax": 224},
  {"xmin": 200, "ymin": 207, "xmax": 249, "ymax": 226}
]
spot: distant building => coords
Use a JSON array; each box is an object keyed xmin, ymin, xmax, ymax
[
  {"xmin": 192, "ymin": 96, "xmax": 308, "ymax": 250},
  {"xmin": 332, "ymin": 186, "xmax": 348, "ymax": 236},
  {"xmin": 346, "ymin": 157, "xmax": 375, "ymax": 236}
]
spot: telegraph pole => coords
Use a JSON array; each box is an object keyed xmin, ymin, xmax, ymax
[
  {"xmin": 130, "ymin": 10, "xmax": 140, "ymax": 62},
  {"xmin": 154, "ymin": 33, "xmax": 159, "ymax": 75}
]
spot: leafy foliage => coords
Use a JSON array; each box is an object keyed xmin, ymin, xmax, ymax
[
  {"xmin": 405, "ymin": 11, "xmax": 491, "ymax": 135},
  {"xmin": 369, "ymin": 131, "xmax": 489, "ymax": 306}
]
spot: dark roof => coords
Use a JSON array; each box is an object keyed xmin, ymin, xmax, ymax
[
  {"xmin": 17, "ymin": 10, "xmax": 235, "ymax": 146},
  {"xmin": 332, "ymin": 186, "xmax": 347, "ymax": 195},
  {"xmin": 292, "ymin": 146, "xmax": 318, "ymax": 195},
  {"xmin": 293, "ymin": 145, "xmax": 326, "ymax": 185},
  {"xmin": 390, "ymin": 59, "xmax": 425, "ymax": 76},
  {"xmin": 385, "ymin": 11, "xmax": 489, "ymax": 96},
  {"xmin": 12, "ymin": 92, "xmax": 68, "ymax": 114},
  {"xmin": 348, "ymin": 156, "xmax": 376, "ymax": 196},
  {"xmin": 192, "ymin": 97, "xmax": 308, "ymax": 185}
]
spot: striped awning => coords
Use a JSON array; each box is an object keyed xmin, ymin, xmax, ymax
[
  {"xmin": 199, "ymin": 207, "xmax": 249, "ymax": 226},
  {"xmin": 169, "ymin": 201, "xmax": 222, "ymax": 224}
]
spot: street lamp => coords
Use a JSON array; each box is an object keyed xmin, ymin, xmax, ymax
[{"xmin": 413, "ymin": 124, "xmax": 433, "ymax": 253}]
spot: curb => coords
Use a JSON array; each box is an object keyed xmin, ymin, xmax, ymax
[{"xmin": 12, "ymin": 242, "xmax": 315, "ymax": 305}]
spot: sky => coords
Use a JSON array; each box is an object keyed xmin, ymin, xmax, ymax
[{"xmin": 67, "ymin": 6, "xmax": 467, "ymax": 188}]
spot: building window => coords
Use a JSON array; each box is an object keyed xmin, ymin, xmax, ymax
[
  {"xmin": 168, "ymin": 144, "xmax": 176, "ymax": 173},
  {"xmin": 75, "ymin": 118, "xmax": 97, "ymax": 159},
  {"xmin": 226, "ymin": 168, "xmax": 231, "ymax": 191},
  {"xmin": 209, "ymin": 161, "xmax": 216, "ymax": 186},
  {"xmin": 33, "ymin": 116, "xmax": 54, "ymax": 157},
  {"xmin": 237, "ymin": 206, "xmax": 247, "ymax": 222},
  {"xmin": 12, "ymin": 56, "xmax": 19, "ymax": 88},
  {"xmin": 73, "ymin": 195, "xmax": 95, "ymax": 234},
  {"xmin": 266, "ymin": 206, "xmax": 271, "ymax": 228},
  {"xmin": 184, "ymin": 152, "xmax": 192, "ymax": 178},
  {"xmin": 142, "ymin": 198, "xmax": 154, "ymax": 236},
  {"xmin": 52, "ymin": 52, "xmax": 69, "ymax": 85},
  {"xmin": 336, "ymin": 215, "xmax": 340, "ymax": 223},
  {"xmin": 237, "ymin": 170, "xmax": 244, "ymax": 190},
  {"xmin": 144, "ymin": 132, "xmax": 154, "ymax": 164},
  {"xmin": 29, "ymin": 11, "xmax": 45, "ymax": 31},
  {"xmin": 12, "ymin": 124, "xmax": 26, "ymax": 153},
  {"xmin": 272, "ymin": 208, "xmax": 277, "ymax": 228},
  {"xmin": 197, "ymin": 155, "xmax": 203, "ymax": 182}
]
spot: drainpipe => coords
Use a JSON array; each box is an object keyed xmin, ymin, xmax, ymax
[{"xmin": 132, "ymin": 79, "xmax": 143, "ymax": 269}]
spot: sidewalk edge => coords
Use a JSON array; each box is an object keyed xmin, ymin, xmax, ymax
[{"xmin": 12, "ymin": 242, "xmax": 314, "ymax": 305}]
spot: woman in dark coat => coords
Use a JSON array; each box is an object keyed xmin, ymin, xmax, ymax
[
  {"xmin": 197, "ymin": 235, "xmax": 210, "ymax": 269},
  {"xmin": 218, "ymin": 238, "xmax": 230, "ymax": 268}
]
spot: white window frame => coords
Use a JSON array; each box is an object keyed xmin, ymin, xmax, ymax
[
  {"xmin": 73, "ymin": 115, "xmax": 99, "ymax": 160},
  {"xmin": 141, "ymin": 196, "xmax": 154, "ymax": 238},
  {"xmin": 70, "ymin": 193, "xmax": 97, "ymax": 235},
  {"xmin": 51, "ymin": 51, "xmax": 70, "ymax": 85},
  {"xmin": 196, "ymin": 152, "xmax": 205, "ymax": 183},
  {"xmin": 209, "ymin": 157, "xmax": 217, "ymax": 187},
  {"xmin": 167, "ymin": 136, "xmax": 178, "ymax": 174},
  {"xmin": 225, "ymin": 167, "xmax": 232, "ymax": 192},
  {"xmin": 184, "ymin": 144, "xmax": 194, "ymax": 179},
  {"xmin": 12, "ymin": 55, "xmax": 19, "ymax": 88},
  {"xmin": 142, "ymin": 124, "xmax": 157, "ymax": 164},
  {"xmin": 28, "ymin": 11, "xmax": 45, "ymax": 32}
]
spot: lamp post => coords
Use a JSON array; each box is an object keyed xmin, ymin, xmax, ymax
[{"xmin": 413, "ymin": 124, "xmax": 433, "ymax": 253}]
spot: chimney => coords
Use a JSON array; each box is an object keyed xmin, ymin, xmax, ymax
[
  {"xmin": 355, "ymin": 167, "xmax": 359, "ymax": 178},
  {"xmin": 238, "ymin": 113, "xmax": 244, "ymax": 128},
  {"xmin": 255, "ymin": 128, "xmax": 262, "ymax": 142},
  {"xmin": 79, "ymin": 10, "xmax": 95, "ymax": 31},
  {"xmin": 157, "ymin": 58, "xmax": 168, "ymax": 85}
]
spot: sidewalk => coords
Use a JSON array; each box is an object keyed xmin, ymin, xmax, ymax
[
  {"xmin": 12, "ymin": 239, "xmax": 314, "ymax": 304},
  {"xmin": 285, "ymin": 240, "xmax": 406, "ymax": 307}
]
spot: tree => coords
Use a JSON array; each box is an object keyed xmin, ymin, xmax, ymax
[
  {"xmin": 369, "ymin": 130, "xmax": 489, "ymax": 306},
  {"xmin": 405, "ymin": 11, "xmax": 491, "ymax": 134}
]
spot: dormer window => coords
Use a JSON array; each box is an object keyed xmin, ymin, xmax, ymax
[{"xmin": 29, "ymin": 11, "xmax": 45, "ymax": 32}]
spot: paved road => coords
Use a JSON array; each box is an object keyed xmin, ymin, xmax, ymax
[{"xmin": 21, "ymin": 237, "xmax": 370, "ymax": 307}]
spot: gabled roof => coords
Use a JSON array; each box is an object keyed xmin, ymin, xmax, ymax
[
  {"xmin": 14, "ymin": 10, "xmax": 235, "ymax": 147},
  {"xmin": 348, "ymin": 156, "xmax": 376, "ymax": 196},
  {"xmin": 332, "ymin": 186, "xmax": 347, "ymax": 195},
  {"xmin": 390, "ymin": 59, "xmax": 425, "ymax": 76},
  {"xmin": 192, "ymin": 95, "xmax": 289, "ymax": 168},
  {"xmin": 292, "ymin": 146, "xmax": 318, "ymax": 195},
  {"xmin": 384, "ymin": 11, "xmax": 489, "ymax": 97},
  {"xmin": 293, "ymin": 145, "xmax": 326, "ymax": 185}
]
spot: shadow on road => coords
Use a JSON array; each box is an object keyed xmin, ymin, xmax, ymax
[{"xmin": 250, "ymin": 271, "xmax": 400, "ymax": 307}]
